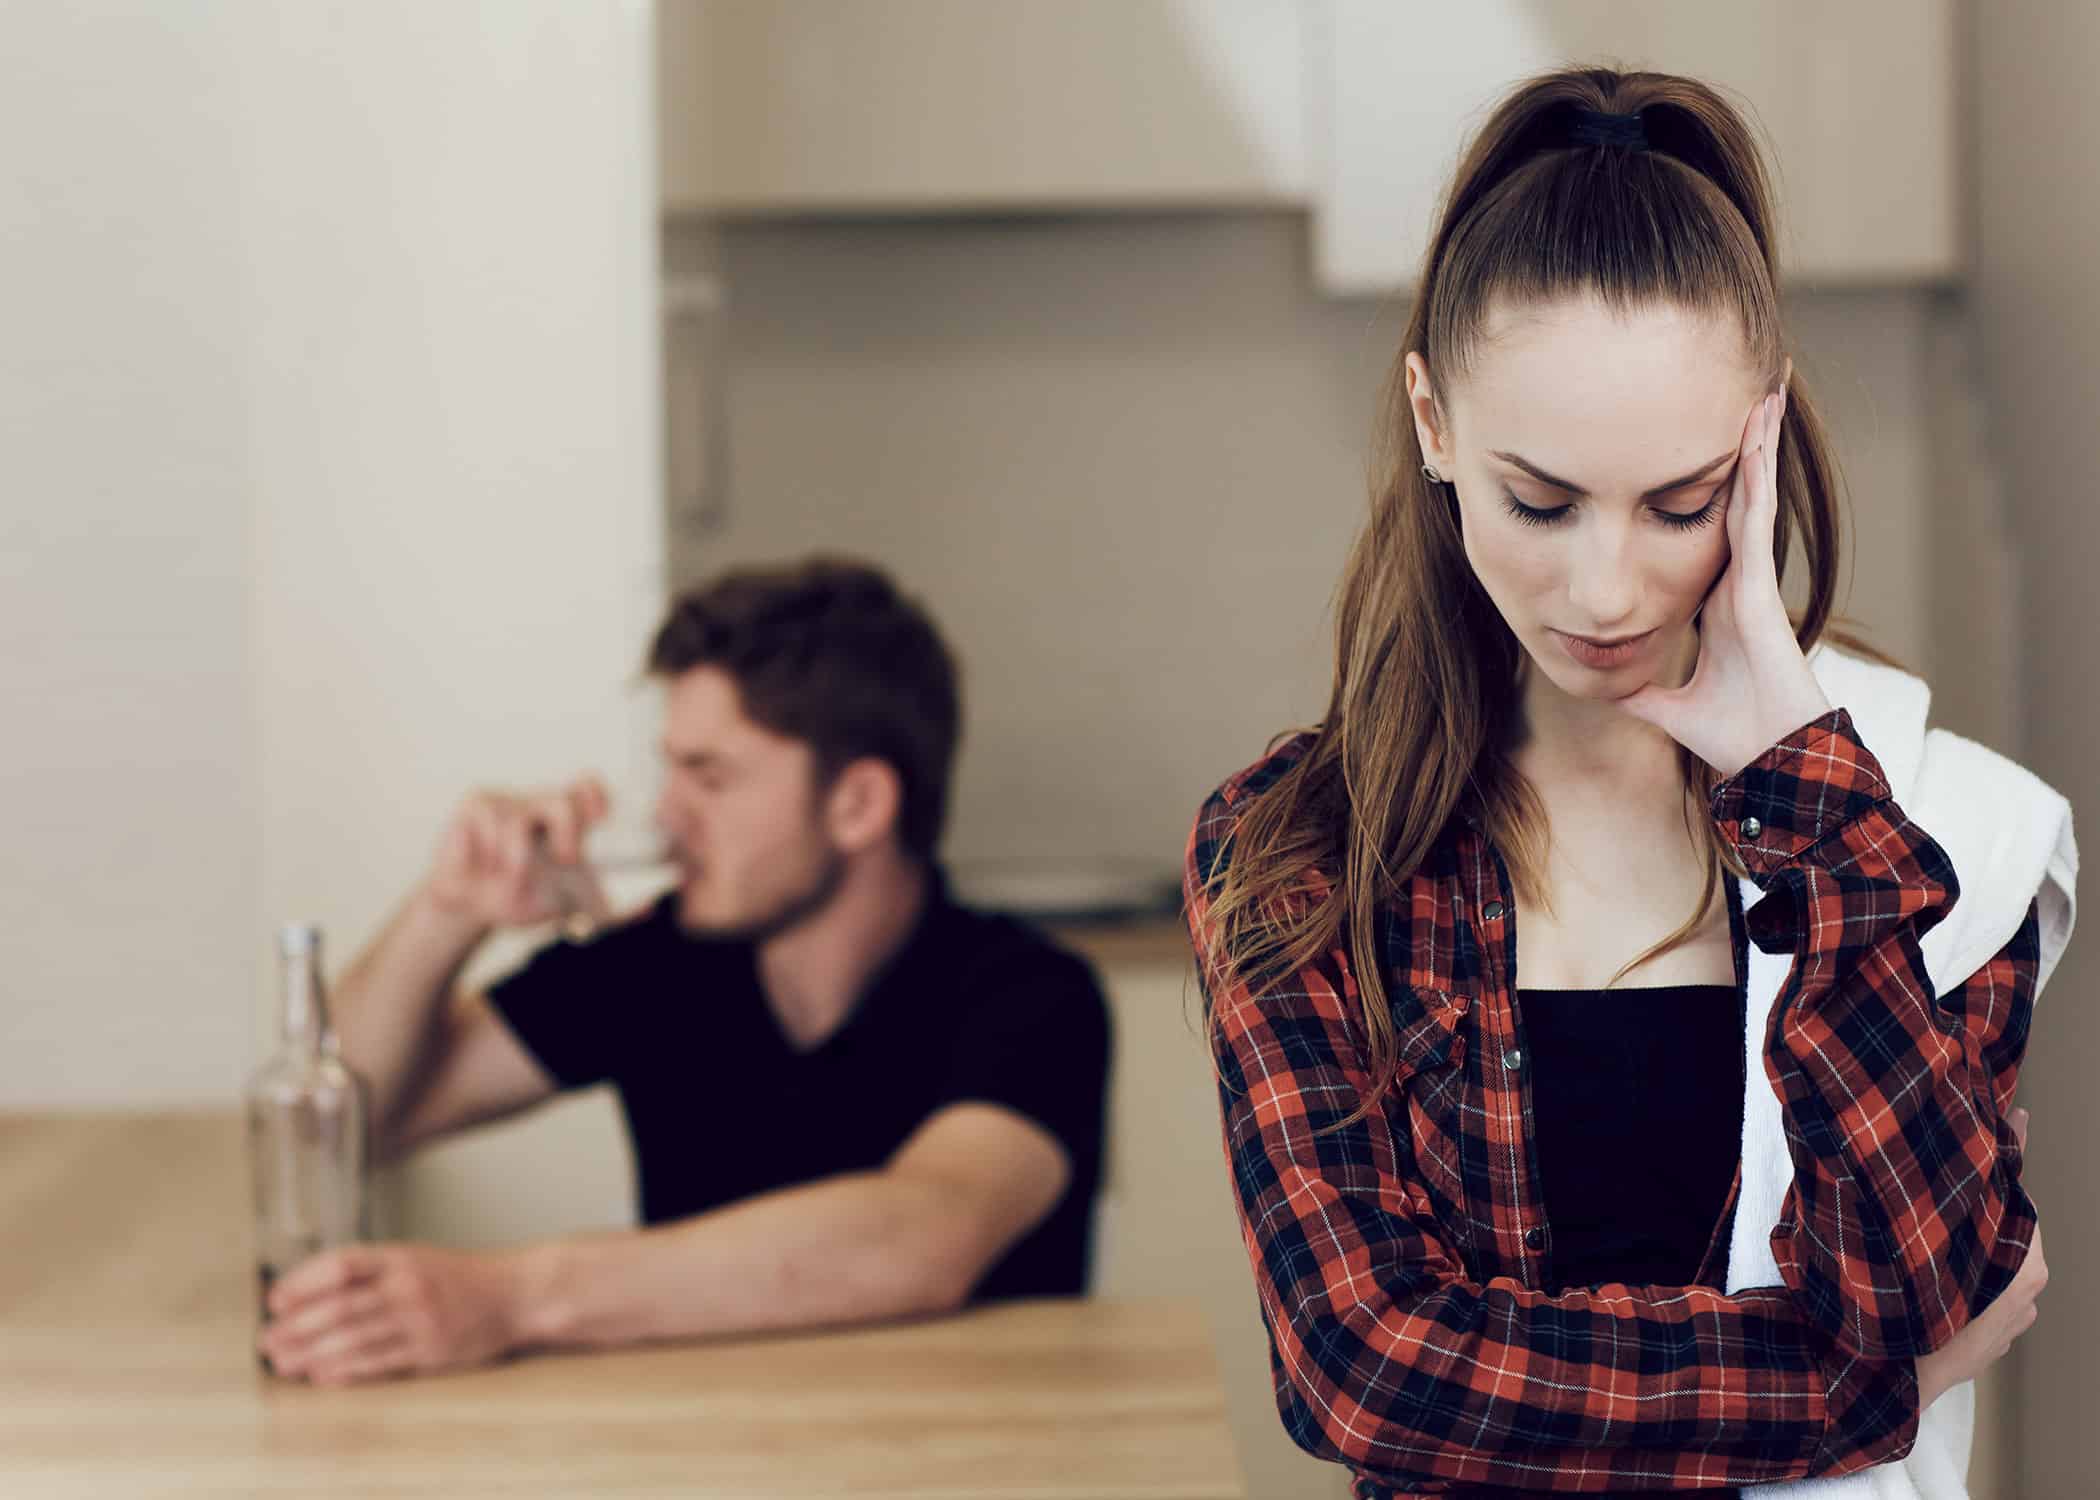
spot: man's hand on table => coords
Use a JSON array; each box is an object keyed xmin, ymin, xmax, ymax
[{"xmin": 258, "ymin": 1243, "xmax": 528, "ymax": 1385}]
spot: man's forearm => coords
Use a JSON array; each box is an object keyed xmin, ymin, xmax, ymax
[
  {"xmin": 500, "ymin": 1170, "xmax": 982, "ymax": 1351},
  {"xmin": 332, "ymin": 884, "xmax": 490, "ymax": 1147}
]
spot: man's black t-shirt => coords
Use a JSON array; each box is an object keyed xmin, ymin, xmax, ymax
[{"xmin": 485, "ymin": 868, "xmax": 1113, "ymax": 1302}]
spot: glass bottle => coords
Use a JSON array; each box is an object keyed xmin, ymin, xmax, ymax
[{"xmin": 246, "ymin": 922, "xmax": 368, "ymax": 1345}]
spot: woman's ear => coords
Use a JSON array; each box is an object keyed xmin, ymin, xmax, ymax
[
  {"xmin": 825, "ymin": 757, "xmax": 903, "ymax": 855},
  {"xmin": 1403, "ymin": 352, "xmax": 1453, "ymax": 473}
]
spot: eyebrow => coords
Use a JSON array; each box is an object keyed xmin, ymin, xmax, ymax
[
  {"xmin": 663, "ymin": 745, "xmax": 728, "ymax": 769},
  {"xmin": 1488, "ymin": 449, "xmax": 1737, "ymax": 500}
]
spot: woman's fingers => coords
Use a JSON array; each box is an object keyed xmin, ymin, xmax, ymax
[
  {"xmin": 1723, "ymin": 400, "xmax": 1756, "ymax": 556},
  {"xmin": 1616, "ymin": 681, "xmax": 1684, "ymax": 741},
  {"xmin": 1700, "ymin": 402, "xmax": 1765, "ymax": 633},
  {"xmin": 1745, "ymin": 394, "xmax": 1783, "ymax": 605},
  {"xmin": 1766, "ymin": 388, "xmax": 1785, "ymax": 529},
  {"xmin": 2022, "ymin": 1220, "xmax": 2047, "ymax": 1293},
  {"xmin": 1712, "ymin": 390, "xmax": 1768, "ymax": 618}
]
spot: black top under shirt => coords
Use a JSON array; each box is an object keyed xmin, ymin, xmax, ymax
[
  {"xmin": 486, "ymin": 867, "xmax": 1113, "ymax": 1302},
  {"xmin": 1490, "ymin": 982, "xmax": 1746, "ymax": 1500},
  {"xmin": 1520, "ymin": 982, "xmax": 1745, "ymax": 1293}
]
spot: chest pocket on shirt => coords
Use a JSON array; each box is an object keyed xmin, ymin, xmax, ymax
[{"xmin": 1386, "ymin": 990, "xmax": 1469, "ymax": 1231}]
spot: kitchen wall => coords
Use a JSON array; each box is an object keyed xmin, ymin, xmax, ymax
[
  {"xmin": 1, "ymin": 5, "xmax": 255, "ymax": 1106},
  {"xmin": 234, "ymin": 2, "xmax": 666, "ymax": 1032},
  {"xmin": 670, "ymin": 211, "xmax": 1975, "ymax": 878},
  {"xmin": 1969, "ymin": 6, "xmax": 2100, "ymax": 1497},
  {"xmin": 0, "ymin": 1, "xmax": 664, "ymax": 1109}
]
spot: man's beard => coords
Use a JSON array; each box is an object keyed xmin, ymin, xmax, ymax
[{"xmin": 680, "ymin": 843, "xmax": 847, "ymax": 945}]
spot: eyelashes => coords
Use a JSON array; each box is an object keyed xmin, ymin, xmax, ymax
[
  {"xmin": 1500, "ymin": 494, "xmax": 1566, "ymax": 528},
  {"xmin": 1500, "ymin": 490, "xmax": 1726, "ymax": 532}
]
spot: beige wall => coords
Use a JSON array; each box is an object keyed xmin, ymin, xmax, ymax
[
  {"xmin": 232, "ymin": 2, "xmax": 666, "ymax": 1053},
  {"xmin": 0, "ymin": 2, "xmax": 663, "ymax": 1109},
  {"xmin": 674, "ymin": 213, "xmax": 1953, "ymax": 875},
  {"xmin": 0, "ymin": 7, "xmax": 255, "ymax": 1106},
  {"xmin": 1970, "ymin": 5, "xmax": 2100, "ymax": 1497}
]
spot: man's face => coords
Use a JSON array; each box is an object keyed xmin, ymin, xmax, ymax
[
  {"xmin": 653, "ymin": 666, "xmax": 842, "ymax": 939},
  {"xmin": 1414, "ymin": 294, "xmax": 1769, "ymax": 703}
]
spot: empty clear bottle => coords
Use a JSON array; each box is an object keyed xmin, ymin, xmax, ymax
[{"xmin": 247, "ymin": 923, "xmax": 368, "ymax": 1344}]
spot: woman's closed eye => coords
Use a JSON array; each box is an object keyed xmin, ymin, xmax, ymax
[{"xmin": 1501, "ymin": 488, "xmax": 1727, "ymax": 531}]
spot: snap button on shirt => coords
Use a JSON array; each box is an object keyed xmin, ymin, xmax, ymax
[{"xmin": 1741, "ymin": 815, "xmax": 1763, "ymax": 839}]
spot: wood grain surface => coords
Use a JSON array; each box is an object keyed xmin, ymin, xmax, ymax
[{"xmin": 0, "ymin": 1113, "xmax": 1245, "ymax": 1498}]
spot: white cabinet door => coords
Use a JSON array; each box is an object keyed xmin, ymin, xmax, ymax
[
  {"xmin": 1312, "ymin": 0, "xmax": 1957, "ymax": 294},
  {"xmin": 658, "ymin": 0, "xmax": 1309, "ymax": 214}
]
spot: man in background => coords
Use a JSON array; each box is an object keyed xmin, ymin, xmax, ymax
[{"xmin": 259, "ymin": 557, "xmax": 1112, "ymax": 1385}]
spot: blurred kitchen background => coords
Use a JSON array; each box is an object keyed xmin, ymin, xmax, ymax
[{"xmin": 3, "ymin": 3, "xmax": 2092, "ymax": 1496}]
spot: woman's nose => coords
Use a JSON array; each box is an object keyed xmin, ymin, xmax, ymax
[{"xmin": 1566, "ymin": 518, "xmax": 1642, "ymax": 626}]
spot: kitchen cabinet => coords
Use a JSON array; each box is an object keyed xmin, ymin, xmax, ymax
[
  {"xmin": 660, "ymin": 1, "xmax": 1957, "ymax": 292},
  {"xmin": 1312, "ymin": 0, "xmax": 1959, "ymax": 292},
  {"xmin": 657, "ymin": 0, "xmax": 1307, "ymax": 215}
]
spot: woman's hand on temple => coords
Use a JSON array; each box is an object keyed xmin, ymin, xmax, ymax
[{"xmin": 1617, "ymin": 386, "xmax": 1832, "ymax": 777}]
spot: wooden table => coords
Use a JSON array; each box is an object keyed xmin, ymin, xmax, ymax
[{"xmin": 0, "ymin": 1114, "xmax": 1246, "ymax": 1498}]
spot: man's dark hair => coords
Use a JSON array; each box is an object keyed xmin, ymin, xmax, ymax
[{"xmin": 645, "ymin": 557, "xmax": 961, "ymax": 859}]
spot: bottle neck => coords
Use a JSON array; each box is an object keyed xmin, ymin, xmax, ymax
[{"xmin": 280, "ymin": 950, "xmax": 332, "ymax": 1055}]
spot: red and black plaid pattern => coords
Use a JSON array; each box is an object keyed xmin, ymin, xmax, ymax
[{"xmin": 1184, "ymin": 708, "xmax": 2038, "ymax": 1497}]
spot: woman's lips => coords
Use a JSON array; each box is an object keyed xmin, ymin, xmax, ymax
[{"xmin": 1551, "ymin": 626, "xmax": 1656, "ymax": 669}]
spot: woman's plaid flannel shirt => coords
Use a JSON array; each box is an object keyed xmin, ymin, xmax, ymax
[{"xmin": 1183, "ymin": 708, "xmax": 2039, "ymax": 1497}]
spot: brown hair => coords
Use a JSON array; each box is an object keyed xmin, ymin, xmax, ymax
[
  {"xmin": 1194, "ymin": 65, "xmax": 1897, "ymax": 1127},
  {"xmin": 646, "ymin": 556, "xmax": 961, "ymax": 858}
]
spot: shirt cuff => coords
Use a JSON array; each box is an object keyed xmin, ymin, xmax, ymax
[
  {"xmin": 1708, "ymin": 707, "xmax": 1895, "ymax": 881},
  {"xmin": 1811, "ymin": 1344, "xmax": 1922, "ymax": 1478}
]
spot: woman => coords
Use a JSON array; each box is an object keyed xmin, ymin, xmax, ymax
[{"xmin": 1183, "ymin": 67, "xmax": 2060, "ymax": 1499}]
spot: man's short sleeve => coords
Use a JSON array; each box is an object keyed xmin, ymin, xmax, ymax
[
  {"xmin": 931, "ymin": 937, "xmax": 1112, "ymax": 1174},
  {"xmin": 485, "ymin": 900, "xmax": 680, "ymax": 1090},
  {"xmin": 484, "ymin": 936, "xmax": 624, "ymax": 1091}
]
